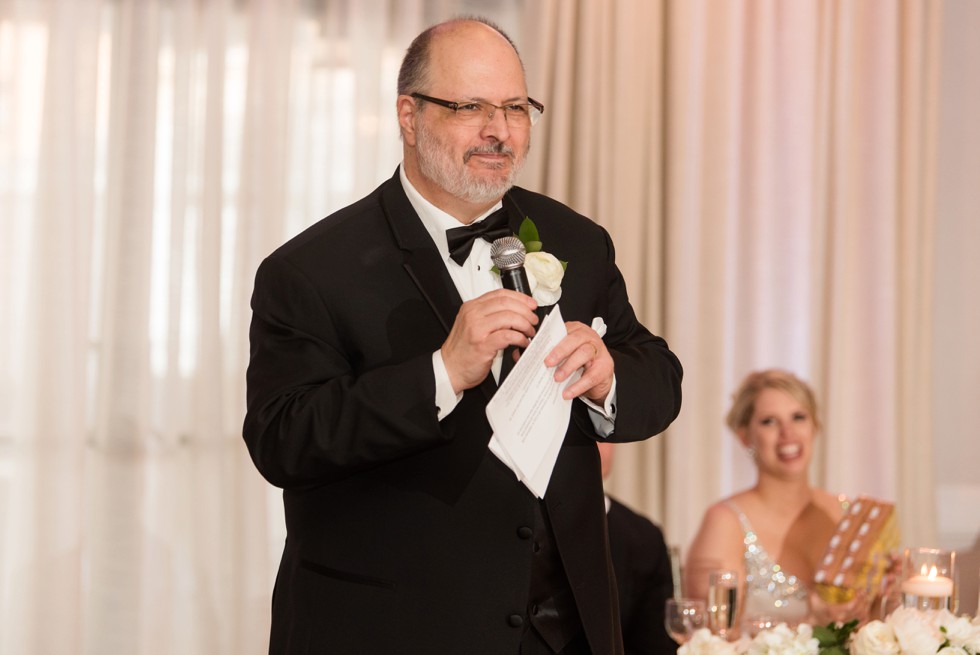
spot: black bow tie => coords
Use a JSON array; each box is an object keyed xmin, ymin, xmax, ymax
[{"xmin": 446, "ymin": 208, "xmax": 512, "ymax": 265}]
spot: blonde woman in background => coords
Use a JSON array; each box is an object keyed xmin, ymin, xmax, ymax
[{"xmin": 684, "ymin": 369, "xmax": 869, "ymax": 632}]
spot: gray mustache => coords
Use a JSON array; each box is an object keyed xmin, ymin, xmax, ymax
[{"xmin": 464, "ymin": 143, "xmax": 514, "ymax": 162}]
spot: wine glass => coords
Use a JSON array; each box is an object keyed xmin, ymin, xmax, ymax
[
  {"xmin": 707, "ymin": 569, "xmax": 740, "ymax": 640},
  {"xmin": 664, "ymin": 598, "xmax": 707, "ymax": 645}
]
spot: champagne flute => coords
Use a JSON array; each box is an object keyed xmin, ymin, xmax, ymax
[
  {"xmin": 664, "ymin": 598, "xmax": 707, "ymax": 645},
  {"xmin": 707, "ymin": 569, "xmax": 740, "ymax": 640}
]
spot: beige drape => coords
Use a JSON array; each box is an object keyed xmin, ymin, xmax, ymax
[
  {"xmin": 520, "ymin": 0, "xmax": 944, "ymax": 558},
  {"xmin": 519, "ymin": 0, "xmax": 672, "ymax": 515}
]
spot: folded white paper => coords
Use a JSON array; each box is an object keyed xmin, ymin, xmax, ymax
[{"xmin": 487, "ymin": 306, "xmax": 580, "ymax": 498}]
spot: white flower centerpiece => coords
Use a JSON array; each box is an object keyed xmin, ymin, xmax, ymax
[
  {"xmin": 677, "ymin": 609, "xmax": 980, "ymax": 655},
  {"xmin": 681, "ymin": 623, "xmax": 820, "ymax": 655},
  {"xmin": 850, "ymin": 608, "xmax": 980, "ymax": 655}
]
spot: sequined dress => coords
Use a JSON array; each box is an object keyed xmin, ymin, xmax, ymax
[{"xmin": 726, "ymin": 500, "xmax": 810, "ymax": 625}]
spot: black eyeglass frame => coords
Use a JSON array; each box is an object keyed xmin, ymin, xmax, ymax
[{"xmin": 410, "ymin": 92, "xmax": 545, "ymax": 125}]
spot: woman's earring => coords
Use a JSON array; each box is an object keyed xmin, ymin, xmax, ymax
[{"xmin": 747, "ymin": 447, "xmax": 757, "ymax": 461}]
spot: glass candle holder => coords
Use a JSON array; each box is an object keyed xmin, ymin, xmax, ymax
[{"xmin": 900, "ymin": 547, "xmax": 956, "ymax": 611}]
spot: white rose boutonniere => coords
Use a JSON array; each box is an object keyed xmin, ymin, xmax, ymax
[
  {"xmin": 496, "ymin": 217, "xmax": 567, "ymax": 306},
  {"xmin": 524, "ymin": 251, "xmax": 564, "ymax": 305}
]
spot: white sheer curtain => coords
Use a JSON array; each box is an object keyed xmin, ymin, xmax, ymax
[{"xmin": 0, "ymin": 1, "xmax": 521, "ymax": 653}]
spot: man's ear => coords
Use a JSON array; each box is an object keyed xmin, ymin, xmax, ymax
[{"xmin": 397, "ymin": 95, "xmax": 418, "ymax": 146}]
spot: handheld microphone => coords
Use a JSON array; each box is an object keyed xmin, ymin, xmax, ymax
[
  {"xmin": 490, "ymin": 236, "xmax": 533, "ymax": 378},
  {"xmin": 490, "ymin": 236, "xmax": 531, "ymax": 296}
]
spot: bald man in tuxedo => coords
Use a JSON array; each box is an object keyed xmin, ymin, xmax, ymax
[{"xmin": 243, "ymin": 17, "xmax": 682, "ymax": 654}]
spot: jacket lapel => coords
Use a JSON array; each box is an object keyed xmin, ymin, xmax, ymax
[{"xmin": 380, "ymin": 171, "xmax": 462, "ymax": 335}]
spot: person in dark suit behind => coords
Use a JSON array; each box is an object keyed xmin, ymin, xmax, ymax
[
  {"xmin": 598, "ymin": 443, "xmax": 678, "ymax": 655},
  {"xmin": 243, "ymin": 16, "xmax": 682, "ymax": 655}
]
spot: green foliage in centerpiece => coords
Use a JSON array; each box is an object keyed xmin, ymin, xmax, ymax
[{"xmin": 814, "ymin": 620, "xmax": 859, "ymax": 655}]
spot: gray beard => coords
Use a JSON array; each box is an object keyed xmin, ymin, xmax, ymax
[{"xmin": 414, "ymin": 120, "xmax": 527, "ymax": 205}]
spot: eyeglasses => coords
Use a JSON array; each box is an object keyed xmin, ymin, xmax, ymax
[{"xmin": 410, "ymin": 93, "xmax": 544, "ymax": 128}]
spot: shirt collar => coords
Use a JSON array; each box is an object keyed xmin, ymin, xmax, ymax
[{"xmin": 399, "ymin": 164, "xmax": 503, "ymax": 265}]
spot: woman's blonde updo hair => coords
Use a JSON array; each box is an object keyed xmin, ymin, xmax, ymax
[{"xmin": 725, "ymin": 369, "xmax": 821, "ymax": 433}]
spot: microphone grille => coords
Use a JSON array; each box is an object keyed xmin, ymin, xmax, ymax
[{"xmin": 490, "ymin": 236, "xmax": 526, "ymax": 271}]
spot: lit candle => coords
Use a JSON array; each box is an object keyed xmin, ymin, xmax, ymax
[{"xmin": 901, "ymin": 565, "xmax": 954, "ymax": 597}]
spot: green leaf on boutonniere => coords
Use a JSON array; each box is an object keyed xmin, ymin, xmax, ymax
[{"xmin": 518, "ymin": 217, "xmax": 540, "ymax": 245}]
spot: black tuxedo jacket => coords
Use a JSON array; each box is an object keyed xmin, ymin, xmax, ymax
[
  {"xmin": 607, "ymin": 497, "xmax": 678, "ymax": 655},
  {"xmin": 243, "ymin": 169, "xmax": 682, "ymax": 654}
]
